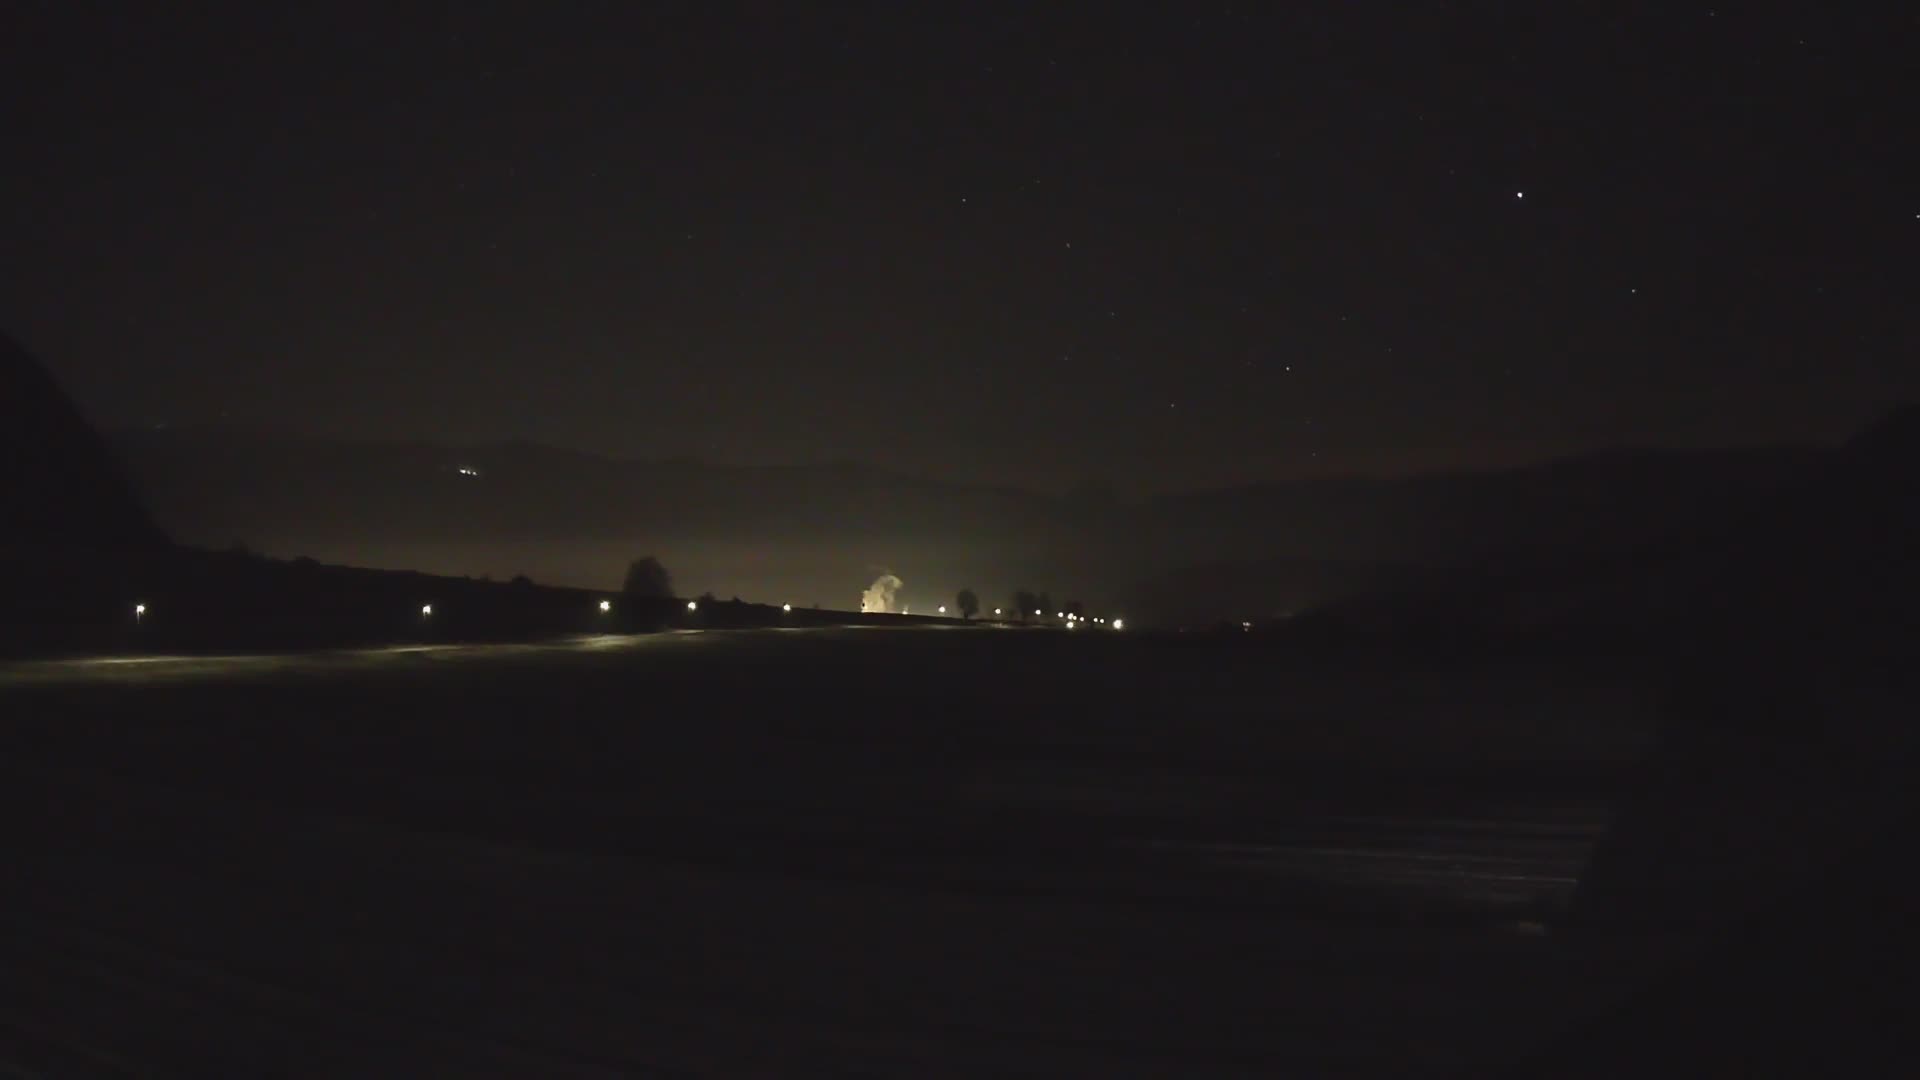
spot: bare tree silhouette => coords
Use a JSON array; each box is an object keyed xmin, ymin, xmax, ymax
[
  {"xmin": 1011, "ymin": 589, "xmax": 1040, "ymax": 622},
  {"xmin": 621, "ymin": 556, "xmax": 672, "ymax": 598}
]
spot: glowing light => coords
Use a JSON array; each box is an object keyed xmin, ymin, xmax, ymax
[
  {"xmin": 598, "ymin": 599, "xmax": 612, "ymax": 612},
  {"xmin": 686, "ymin": 600, "xmax": 698, "ymax": 612},
  {"xmin": 1515, "ymin": 191, "xmax": 1525, "ymax": 199},
  {"xmin": 1067, "ymin": 619, "xmax": 1078, "ymax": 629},
  {"xmin": 421, "ymin": 604, "xmax": 433, "ymax": 617},
  {"xmin": 1242, "ymin": 620, "xmax": 1252, "ymax": 631},
  {"xmin": 1113, "ymin": 619, "xmax": 1124, "ymax": 630},
  {"xmin": 1034, "ymin": 609, "xmax": 1042, "ymax": 616},
  {"xmin": 937, "ymin": 605, "xmax": 946, "ymax": 614},
  {"xmin": 782, "ymin": 603, "xmax": 792, "ymax": 612},
  {"xmin": 993, "ymin": 608, "xmax": 1001, "ymax": 616},
  {"xmin": 860, "ymin": 573, "xmax": 904, "ymax": 614},
  {"xmin": 1055, "ymin": 612, "xmax": 1063, "ymax": 619},
  {"xmin": 134, "ymin": 603, "xmax": 146, "ymax": 617}
]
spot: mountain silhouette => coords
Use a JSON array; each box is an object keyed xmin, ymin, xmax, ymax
[
  {"xmin": 1, "ymin": 331, "xmax": 165, "ymax": 554},
  {"xmin": 109, "ymin": 426, "xmax": 1824, "ymax": 623}
]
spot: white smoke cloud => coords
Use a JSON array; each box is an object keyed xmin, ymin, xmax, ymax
[{"xmin": 860, "ymin": 573, "xmax": 904, "ymax": 613}]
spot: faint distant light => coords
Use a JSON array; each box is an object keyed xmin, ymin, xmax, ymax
[
  {"xmin": 456, "ymin": 466, "xmax": 480, "ymax": 477},
  {"xmin": 1055, "ymin": 612, "xmax": 1063, "ymax": 619},
  {"xmin": 134, "ymin": 603, "xmax": 146, "ymax": 618},
  {"xmin": 1515, "ymin": 191, "xmax": 1525, "ymax": 199},
  {"xmin": 1067, "ymin": 619, "xmax": 1078, "ymax": 629},
  {"xmin": 421, "ymin": 604, "xmax": 433, "ymax": 617},
  {"xmin": 994, "ymin": 608, "xmax": 1002, "ymax": 616},
  {"xmin": 1113, "ymin": 619, "xmax": 1125, "ymax": 630},
  {"xmin": 782, "ymin": 603, "xmax": 792, "ymax": 612},
  {"xmin": 1034, "ymin": 609, "xmax": 1043, "ymax": 616},
  {"xmin": 1242, "ymin": 620, "xmax": 1252, "ymax": 631},
  {"xmin": 598, "ymin": 599, "xmax": 611, "ymax": 612},
  {"xmin": 938, "ymin": 605, "xmax": 947, "ymax": 614},
  {"xmin": 686, "ymin": 600, "xmax": 698, "ymax": 612}
]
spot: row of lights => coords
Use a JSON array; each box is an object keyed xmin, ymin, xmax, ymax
[
  {"xmin": 130, "ymin": 599, "xmax": 771, "ymax": 620},
  {"xmin": 131, "ymin": 598, "xmax": 1118, "ymax": 629},
  {"xmin": 924, "ymin": 604, "xmax": 1125, "ymax": 630},
  {"xmin": 1005, "ymin": 608, "xmax": 1122, "ymax": 630},
  {"xmin": 438, "ymin": 598, "xmax": 798, "ymax": 616}
]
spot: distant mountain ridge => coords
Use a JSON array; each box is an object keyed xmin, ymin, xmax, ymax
[{"xmin": 110, "ymin": 424, "xmax": 1834, "ymax": 624}]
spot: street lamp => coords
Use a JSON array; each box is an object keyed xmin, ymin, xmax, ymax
[
  {"xmin": 782, "ymin": 603, "xmax": 792, "ymax": 613},
  {"xmin": 938, "ymin": 605, "xmax": 946, "ymax": 614},
  {"xmin": 686, "ymin": 600, "xmax": 698, "ymax": 612},
  {"xmin": 421, "ymin": 604, "xmax": 433, "ymax": 617},
  {"xmin": 598, "ymin": 599, "xmax": 612, "ymax": 613},
  {"xmin": 134, "ymin": 603, "xmax": 146, "ymax": 621},
  {"xmin": 1113, "ymin": 618, "xmax": 1125, "ymax": 631}
]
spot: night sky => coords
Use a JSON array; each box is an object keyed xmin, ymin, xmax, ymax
[{"xmin": 5, "ymin": 3, "xmax": 1915, "ymax": 493}]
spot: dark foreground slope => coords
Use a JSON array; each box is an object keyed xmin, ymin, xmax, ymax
[
  {"xmin": 1514, "ymin": 406, "xmax": 1920, "ymax": 1074},
  {"xmin": 1568, "ymin": 404, "xmax": 1920, "ymax": 929}
]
